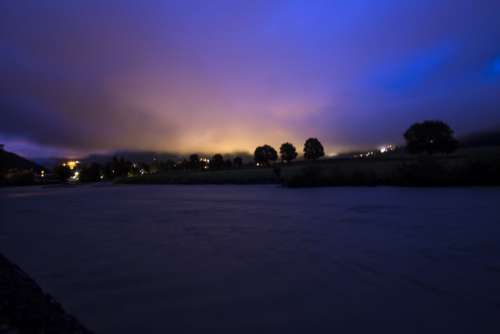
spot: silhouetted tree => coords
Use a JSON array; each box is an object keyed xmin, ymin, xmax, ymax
[
  {"xmin": 155, "ymin": 159, "xmax": 175, "ymax": 172},
  {"xmin": 130, "ymin": 163, "xmax": 140, "ymax": 176},
  {"xmin": 210, "ymin": 154, "xmax": 225, "ymax": 169},
  {"xmin": 303, "ymin": 138, "xmax": 325, "ymax": 160},
  {"xmin": 128, "ymin": 162, "xmax": 150, "ymax": 176},
  {"xmin": 149, "ymin": 159, "xmax": 172, "ymax": 174},
  {"xmin": 176, "ymin": 159, "xmax": 190, "ymax": 170},
  {"xmin": 111, "ymin": 156, "xmax": 131, "ymax": 177},
  {"xmin": 404, "ymin": 120, "xmax": 459, "ymax": 154},
  {"xmin": 233, "ymin": 156, "xmax": 243, "ymax": 168},
  {"xmin": 103, "ymin": 163, "xmax": 115, "ymax": 179},
  {"xmin": 129, "ymin": 162, "xmax": 150, "ymax": 175},
  {"xmin": 224, "ymin": 159, "xmax": 233, "ymax": 169},
  {"xmin": 53, "ymin": 164, "xmax": 72, "ymax": 182},
  {"xmin": 111, "ymin": 157, "xmax": 119, "ymax": 173},
  {"xmin": 279, "ymin": 142, "xmax": 297, "ymax": 163},
  {"xmin": 189, "ymin": 154, "xmax": 200, "ymax": 169},
  {"xmin": 254, "ymin": 145, "xmax": 278, "ymax": 166},
  {"xmin": 79, "ymin": 163, "xmax": 102, "ymax": 182},
  {"xmin": 139, "ymin": 162, "xmax": 150, "ymax": 174}
]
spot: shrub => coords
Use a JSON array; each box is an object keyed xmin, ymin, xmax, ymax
[
  {"xmin": 79, "ymin": 163, "xmax": 102, "ymax": 183},
  {"xmin": 233, "ymin": 156, "xmax": 243, "ymax": 168},
  {"xmin": 4, "ymin": 170, "xmax": 35, "ymax": 186},
  {"xmin": 53, "ymin": 165, "xmax": 72, "ymax": 182},
  {"xmin": 393, "ymin": 157, "xmax": 449, "ymax": 186},
  {"xmin": 209, "ymin": 154, "xmax": 225, "ymax": 170},
  {"xmin": 283, "ymin": 165, "xmax": 325, "ymax": 187}
]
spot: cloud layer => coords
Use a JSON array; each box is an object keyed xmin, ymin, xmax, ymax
[{"xmin": 1, "ymin": 0, "xmax": 499, "ymax": 157}]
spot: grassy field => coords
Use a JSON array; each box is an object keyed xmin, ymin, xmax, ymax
[
  {"xmin": 118, "ymin": 146, "xmax": 500, "ymax": 187},
  {"xmin": 119, "ymin": 167, "xmax": 281, "ymax": 185}
]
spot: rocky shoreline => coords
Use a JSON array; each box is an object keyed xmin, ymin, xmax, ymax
[{"xmin": 0, "ymin": 253, "xmax": 92, "ymax": 333}]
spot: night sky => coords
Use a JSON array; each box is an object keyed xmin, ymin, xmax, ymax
[{"xmin": 1, "ymin": 0, "xmax": 499, "ymax": 158}]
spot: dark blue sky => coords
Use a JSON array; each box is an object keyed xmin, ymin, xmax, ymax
[{"xmin": 1, "ymin": 0, "xmax": 499, "ymax": 157}]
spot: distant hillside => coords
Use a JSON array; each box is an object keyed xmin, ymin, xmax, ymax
[
  {"xmin": 460, "ymin": 128, "xmax": 500, "ymax": 148},
  {"xmin": 83, "ymin": 150, "xmax": 254, "ymax": 164},
  {"xmin": 84, "ymin": 151, "xmax": 180, "ymax": 164},
  {"xmin": 0, "ymin": 148, "xmax": 44, "ymax": 172},
  {"xmin": 32, "ymin": 152, "xmax": 182, "ymax": 168},
  {"xmin": 32, "ymin": 150, "xmax": 254, "ymax": 169},
  {"xmin": 32, "ymin": 157, "xmax": 65, "ymax": 169}
]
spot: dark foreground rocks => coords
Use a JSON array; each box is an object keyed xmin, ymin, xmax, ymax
[{"xmin": 0, "ymin": 253, "xmax": 92, "ymax": 334}]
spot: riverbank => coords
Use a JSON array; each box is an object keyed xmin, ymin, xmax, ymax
[
  {"xmin": 118, "ymin": 147, "xmax": 500, "ymax": 187},
  {"xmin": 0, "ymin": 253, "xmax": 92, "ymax": 333}
]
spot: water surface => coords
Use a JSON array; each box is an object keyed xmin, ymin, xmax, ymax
[{"xmin": 1, "ymin": 185, "xmax": 499, "ymax": 333}]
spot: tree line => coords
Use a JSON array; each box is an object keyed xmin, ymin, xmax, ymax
[
  {"xmin": 52, "ymin": 120, "xmax": 458, "ymax": 183},
  {"xmin": 254, "ymin": 137, "xmax": 325, "ymax": 166}
]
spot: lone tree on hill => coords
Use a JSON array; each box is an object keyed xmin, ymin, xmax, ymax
[
  {"xmin": 254, "ymin": 145, "xmax": 278, "ymax": 166},
  {"xmin": 209, "ymin": 154, "xmax": 225, "ymax": 169},
  {"xmin": 404, "ymin": 120, "xmax": 459, "ymax": 154},
  {"xmin": 280, "ymin": 142, "xmax": 297, "ymax": 163},
  {"xmin": 303, "ymin": 138, "xmax": 325, "ymax": 160}
]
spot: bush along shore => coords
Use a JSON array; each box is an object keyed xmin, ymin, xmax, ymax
[
  {"xmin": 118, "ymin": 148, "xmax": 500, "ymax": 188},
  {"xmin": 0, "ymin": 253, "xmax": 93, "ymax": 334},
  {"xmin": 282, "ymin": 154, "xmax": 500, "ymax": 187}
]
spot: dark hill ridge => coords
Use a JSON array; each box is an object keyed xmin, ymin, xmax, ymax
[
  {"xmin": 84, "ymin": 150, "xmax": 180, "ymax": 164},
  {"xmin": 0, "ymin": 253, "xmax": 93, "ymax": 333},
  {"xmin": 33, "ymin": 150, "xmax": 255, "ymax": 168},
  {"xmin": 0, "ymin": 148, "xmax": 43, "ymax": 172},
  {"xmin": 83, "ymin": 150, "xmax": 254, "ymax": 164}
]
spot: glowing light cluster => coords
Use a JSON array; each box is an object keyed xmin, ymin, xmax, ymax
[
  {"xmin": 356, "ymin": 151, "xmax": 374, "ymax": 158},
  {"xmin": 62, "ymin": 160, "xmax": 79, "ymax": 170},
  {"xmin": 379, "ymin": 145, "xmax": 395, "ymax": 154}
]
